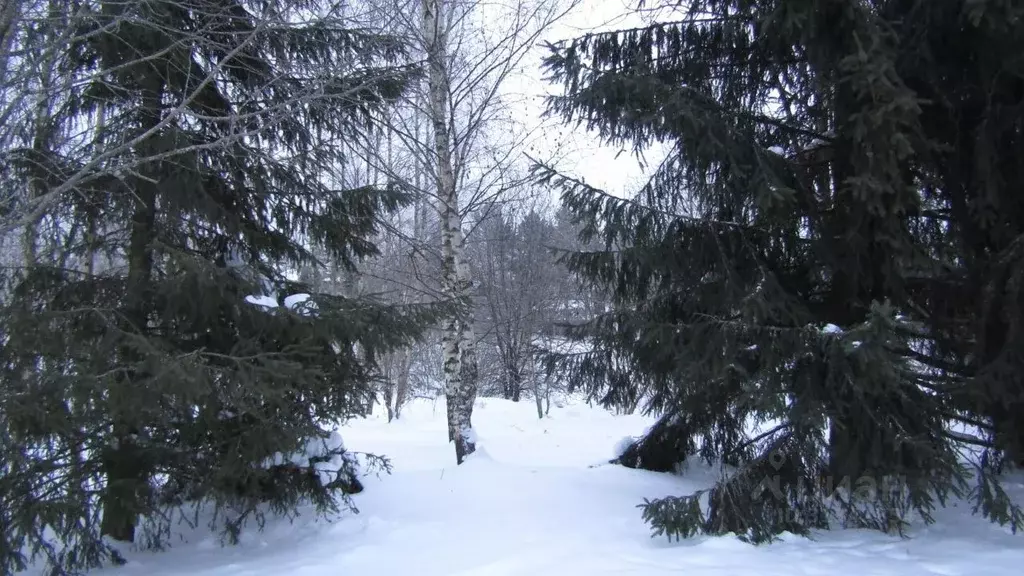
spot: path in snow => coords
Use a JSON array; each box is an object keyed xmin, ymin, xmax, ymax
[{"xmin": 78, "ymin": 397, "xmax": 1024, "ymax": 575}]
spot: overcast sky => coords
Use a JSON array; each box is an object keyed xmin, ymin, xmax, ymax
[{"xmin": 504, "ymin": 0, "xmax": 665, "ymax": 201}]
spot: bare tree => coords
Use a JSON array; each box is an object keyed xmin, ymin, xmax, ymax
[
  {"xmin": 338, "ymin": 0, "xmax": 578, "ymax": 462},
  {"xmin": 472, "ymin": 196, "xmax": 572, "ymax": 417}
]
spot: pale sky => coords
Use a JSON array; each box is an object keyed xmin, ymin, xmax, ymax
[{"xmin": 503, "ymin": 0, "xmax": 664, "ymax": 200}]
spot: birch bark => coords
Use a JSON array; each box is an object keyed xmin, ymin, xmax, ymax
[{"xmin": 423, "ymin": 0, "xmax": 477, "ymax": 464}]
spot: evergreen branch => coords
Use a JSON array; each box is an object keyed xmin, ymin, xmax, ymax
[{"xmin": 529, "ymin": 156, "xmax": 753, "ymax": 230}]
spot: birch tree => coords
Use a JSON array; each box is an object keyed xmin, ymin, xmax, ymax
[
  {"xmin": 420, "ymin": 0, "xmax": 476, "ymax": 462},
  {"xmin": 346, "ymin": 0, "xmax": 578, "ymax": 464}
]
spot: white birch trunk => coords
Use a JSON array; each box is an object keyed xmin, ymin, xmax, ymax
[{"xmin": 423, "ymin": 0, "xmax": 477, "ymax": 464}]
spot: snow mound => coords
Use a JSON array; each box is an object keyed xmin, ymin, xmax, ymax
[
  {"xmin": 266, "ymin": 430, "xmax": 357, "ymax": 487},
  {"xmin": 244, "ymin": 294, "xmax": 279, "ymax": 309},
  {"xmin": 39, "ymin": 397, "xmax": 1024, "ymax": 576},
  {"xmin": 614, "ymin": 435, "xmax": 636, "ymax": 459},
  {"xmin": 822, "ymin": 323, "xmax": 843, "ymax": 334}
]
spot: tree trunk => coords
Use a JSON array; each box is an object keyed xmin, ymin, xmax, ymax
[
  {"xmin": 505, "ymin": 343, "xmax": 523, "ymax": 402},
  {"xmin": 383, "ymin": 355, "xmax": 396, "ymax": 422},
  {"xmin": 530, "ymin": 355, "xmax": 544, "ymax": 420},
  {"xmin": 510, "ymin": 368, "xmax": 521, "ymax": 402},
  {"xmin": 394, "ymin": 347, "xmax": 411, "ymax": 419},
  {"xmin": 100, "ymin": 440, "xmax": 147, "ymax": 543},
  {"xmin": 0, "ymin": 0, "xmax": 20, "ymax": 88},
  {"xmin": 101, "ymin": 82, "xmax": 163, "ymax": 543},
  {"xmin": 424, "ymin": 0, "xmax": 476, "ymax": 464}
]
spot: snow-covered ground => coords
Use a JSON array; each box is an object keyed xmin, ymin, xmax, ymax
[{"xmin": 73, "ymin": 397, "xmax": 1024, "ymax": 575}]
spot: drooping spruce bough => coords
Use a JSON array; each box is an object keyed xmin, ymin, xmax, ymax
[
  {"xmin": 535, "ymin": 0, "xmax": 1024, "ymax": 543},
  {"xmin": 0, "ymin": 1, "xmax": 448, "ymax": 574}
]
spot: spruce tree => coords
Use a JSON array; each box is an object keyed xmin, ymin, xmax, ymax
[
  {"xmin": 536, "ymin": 0, "xmax": 1024, "ymax": 543},
  {"xmin": 0, "ymin": 1, "xmax": 443, "ymax": 573}
]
